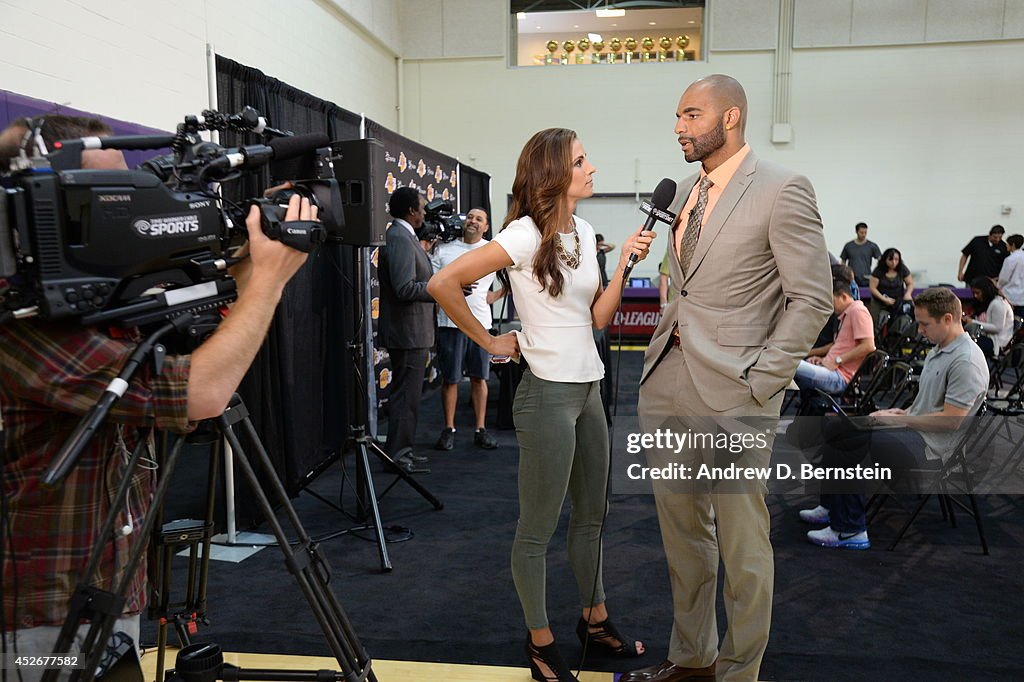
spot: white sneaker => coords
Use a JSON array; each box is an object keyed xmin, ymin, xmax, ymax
[
  {"xmin": 807, "ymin": 526, "xmax": 870, "ymax": 550},
  {"xmin": 798, "ymin": 505, "xmax": 830, "ymax": 525}
]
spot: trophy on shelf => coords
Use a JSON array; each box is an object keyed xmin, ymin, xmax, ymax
[
  {"xmin": 624, "ymin": 37, "xmax": 637, "ymax": 64},
  {"xmin": 658, "ymin": 36, "xmax": 672, "ymax": 62},
  {"xmin": 562, "ymin": 39, "xmax": 575, "ymax": 65},
  {"xmin": 676, "ymin": 34, "xmax": 691, "ymax": 61},
  {"xmin": 591, "ymin": 39, "xmax": 604, "ymax": 63},
  {"xmin": 545, "ymin": 39, "xmax": 558, "ymax": 65},
  {"xmin": 576, "ymin": 37, "xmax": 590, "ymax": 64},
  {"xmin": 608, "ymin": 37, "xmax": 622, "ymax": 64},
  {"xmin": 641, "ymin": 36, "xmax": 654, "ymax": 62}
]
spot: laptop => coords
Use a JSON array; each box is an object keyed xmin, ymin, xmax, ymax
[{"xmin": 816, "ymin": 391, "xmax": 903, "ymax": 431}]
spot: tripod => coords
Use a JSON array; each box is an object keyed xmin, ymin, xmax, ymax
[
  {"xmin": 40, "ymin": 315, "xmax": 376, "ymax": 682},
  {"xmin": 322, "ymin": 245, "xmax": 443, "ymax": 572}
]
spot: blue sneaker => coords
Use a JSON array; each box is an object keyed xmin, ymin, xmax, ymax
[{"xmin": 807, "ymin": 526, "xmax": 870, "ymax": 550}]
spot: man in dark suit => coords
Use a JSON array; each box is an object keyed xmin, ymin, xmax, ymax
[{"xmin": 379, "ymin": 186, "xmax": 435, "ymax": 472}]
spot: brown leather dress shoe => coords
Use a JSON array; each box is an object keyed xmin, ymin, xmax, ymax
[{"xmin": 619, "ymin": 659, "xmax": 716, "ymax": 682}]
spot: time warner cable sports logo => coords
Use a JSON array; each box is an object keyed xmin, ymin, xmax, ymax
[{"xmin": 132, "ymin": 213, "xmax": 201, "ymax": 238}]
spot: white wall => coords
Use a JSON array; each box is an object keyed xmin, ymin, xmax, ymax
[
  {"xmin": 401, "ymin": 4, "xmax": 1024, "ymax": 284},
  {"xmin": 0, "ymin": 0, "xmax": 400, "ymax": 132}
]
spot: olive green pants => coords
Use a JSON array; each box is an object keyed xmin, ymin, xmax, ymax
[{"xmin": 511, "ymin": 367, "xmax": 609, "ymax": 630}]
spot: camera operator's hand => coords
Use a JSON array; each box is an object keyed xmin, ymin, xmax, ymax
[
  {"xmin": 187, "ymin": 194, "xmax": 318, "ymax": 422},
  {"xmin": 245, "ymin": 194, "xmax": 316, "ymax": 293}
]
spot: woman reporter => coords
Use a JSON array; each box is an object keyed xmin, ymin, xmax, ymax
[{"xmin": 427, "ymin": 128, "xmax": 653, "ymax": 681}]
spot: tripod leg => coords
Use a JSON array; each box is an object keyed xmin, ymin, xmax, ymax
[
  {"xmin": 218, "ymin": 402, "xmax": 375, "ymax": 682},
  {"xmin": 356, "ymin": 442, "xmax": 392, "ymax": 572},
  {"xmin": 366, "ymin": 440, "xmax": 444, "ymax": 510}
]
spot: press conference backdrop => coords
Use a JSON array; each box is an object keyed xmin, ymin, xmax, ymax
[{"xmin": 364, "ymin": 119, "xmax": 460, "ymax": 412}]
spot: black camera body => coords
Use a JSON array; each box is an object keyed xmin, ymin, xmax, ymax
[
  {"xmin": 418, "ymin": 199, "xmax": 463, "ymax": 243},
  {"xmin": 0, "ymin": 108, "xmax": 345, "ymax": 326},
  {"xmin": 2, "ymin": 167, "xmax": 224, "ymax": 320}
]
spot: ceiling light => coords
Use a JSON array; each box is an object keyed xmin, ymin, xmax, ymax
[
  {"xmin": 596, "ymin": 8, "xmax": 626, "ymax": 18},
  {"xmin": 649, "ymin": 22, "xmax": 657, "ymax": 25},
  {"xmin": 516, "ymin": 12, "xmax": 526, "ymax": 19},
  {"xmin": 573, "ymin": 24, "xmax": 579, "ymax": 28},
  {"xmin": 588, "ymin": 33, "xmax": 603, "ymax": 42},
  {"xmin": 688, "ymin": 20, "xmax": 696, "ymax": 24}
]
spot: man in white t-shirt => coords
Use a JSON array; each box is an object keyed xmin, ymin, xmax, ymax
[
  {"xmin": 998, "ymin": 234, "xmax": 1024, "ymax": 317},
  {"xmin": 430, "ymin": 208, "xmax": 506, "ymax": 450}
]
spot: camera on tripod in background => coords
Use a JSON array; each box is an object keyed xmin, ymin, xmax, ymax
[
  {"xmin": 418, "ymin": 198, "xmax": 463, "ymax": 243},
  {"xmin": 0, "ymin": 107, "xmax": 345, "ymax": 329}
]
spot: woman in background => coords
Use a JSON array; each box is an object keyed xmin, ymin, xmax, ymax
[
  {"xmin": 965, "ymin": 276, "xmax": 1014, "ymax": 358},
  {"xmin": 428, "ymin": 128, "xmax": 652, "ymax": 681},
  {"xmin": 868, "ymin": 247, "xmax": 914, "ymax": 324}
]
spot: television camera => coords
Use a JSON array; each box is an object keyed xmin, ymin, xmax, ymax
[
  {"xmin": 0, "ymin": 107, "xmax": 344, "ymax": 329},
  {"xmin": 418, "ymin": 198, "xmax": 463, "ymax": 243}
]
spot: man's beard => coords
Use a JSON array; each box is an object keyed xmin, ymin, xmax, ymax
[{"xmin": 683, "ymin": 120, "xmax": 726, "ymax": 163}]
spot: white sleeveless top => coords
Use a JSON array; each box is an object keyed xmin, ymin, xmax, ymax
[{"xmin": 493, "ymin": 215, "xmax": 604, "ymax": 383}]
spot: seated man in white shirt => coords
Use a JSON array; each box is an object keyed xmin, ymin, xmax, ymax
[{"xmin": 794, "ymin": 264, "xmax": 876, "ymax": 398}]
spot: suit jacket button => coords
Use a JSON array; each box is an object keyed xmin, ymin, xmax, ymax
[{"xmin": 680, "ymin": 290, "xmax": 688, "ymax": 297}]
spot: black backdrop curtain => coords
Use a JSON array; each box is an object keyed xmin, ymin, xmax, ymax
[{"xmin": 215, "ymin": 56, "xmax": 363, "ymax": 522}]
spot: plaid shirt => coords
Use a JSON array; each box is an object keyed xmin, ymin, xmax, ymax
[{"xmin": 1, "ymin": 319, "xmax": 191, "ymax": 629}]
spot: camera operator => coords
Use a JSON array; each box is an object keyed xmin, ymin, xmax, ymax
[
  {"xmin": 429, "ymin": 208, "xmax": 506, "ymax": 451},
  {"xmin": 378, "ymin": 187, "xmax": 435, "ymax": 473},
  {"xmin": 0, "ymin": 115, "xmax": 313, "ymax": 667}
]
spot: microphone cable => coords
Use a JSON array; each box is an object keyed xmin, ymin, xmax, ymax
[{"xmin": 575, "ymin": 255, "xmax": 641, "ymax": 678}]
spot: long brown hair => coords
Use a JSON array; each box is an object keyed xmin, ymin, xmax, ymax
[{"xmin": 502, "ymin": 128, "xmax": 577, "ymax": 297}]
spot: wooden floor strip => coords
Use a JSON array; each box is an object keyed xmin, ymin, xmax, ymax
[{"xmin": 141, "ymin": 649, "xmax": 616, "ymax": 681}]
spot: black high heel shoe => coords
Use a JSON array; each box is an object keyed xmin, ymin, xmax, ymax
[
  {"xmin": 576, "ymin": 616, "xmax": 644, "ymax": 658},
  {"xmin": 525, "ymin": 633, "xmax": 576, "ymax": 682}
]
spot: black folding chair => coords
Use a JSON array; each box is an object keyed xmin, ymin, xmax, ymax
[
  {"xmin": 839, "ymin": 349, "xmax": 889, "ymax": 414},
  {"xmin": 872, "ymin": 403, "xmax": 990, "ymax": 554}
]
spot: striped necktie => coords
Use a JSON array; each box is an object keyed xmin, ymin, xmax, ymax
[{"xmin": 678, "ymin": 176, "xmax": 713, "ymax": 277}]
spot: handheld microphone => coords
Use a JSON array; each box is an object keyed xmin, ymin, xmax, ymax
[{"xmin": 622, "ymin": 178, "xmax": 677, "ymax": 281}]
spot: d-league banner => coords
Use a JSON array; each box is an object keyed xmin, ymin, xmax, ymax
[{"xmin": 364, "ymin": 121, "xmax": 459, "ymax": 410}]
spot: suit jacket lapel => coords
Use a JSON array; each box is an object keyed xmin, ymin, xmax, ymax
[{"xmin": 684, "ymin": 151, "xmax": 758, "ymax": 283}]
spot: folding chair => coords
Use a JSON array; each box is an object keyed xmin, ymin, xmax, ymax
[
  {"xmin": 839, "ymin": 349, "xmax": 889, "ymax": 414},
  {"xmin": 989, "ymin": 343, "xmax": 1024, "ymax": 406},
  {"xmin": 884, "ymin": 360, "xmax": 920, "ymax": 410},
  {"xmin": 877, "ymin": 403, "xmax": 991, "ymax": 554}
]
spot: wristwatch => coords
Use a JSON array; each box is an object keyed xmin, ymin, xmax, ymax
[{"xmin": 836, "ymin": 356, "xmax": 843, "ymax": 366}]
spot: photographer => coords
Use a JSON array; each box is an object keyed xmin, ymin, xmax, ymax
[
  {"xmin": 429, "ymin": 208, "xmax": 506, "ymax": 451},
  {"xmin": 0, "ymin": 115, "xmax": 313, "ymax": 664}
]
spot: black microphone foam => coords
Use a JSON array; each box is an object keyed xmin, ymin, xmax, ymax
[
  {"xmin": 268, "ymin": 133, "xmax": 330, "ymax": 161},
  {"xmin": 269, "ymin": 133, "xmax": 330, "ymax": 180},
  {"xmin": 623, "ymin": 178, "xmax": 678, "ymax": 281},
  {"xmin": 650, "ymin": 177, "xmax": 676, "ymax": 212}
]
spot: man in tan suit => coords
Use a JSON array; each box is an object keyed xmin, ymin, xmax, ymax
[{"xmin": 622, "ymin": 76, "xmax": 832, "ymax": 682}]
